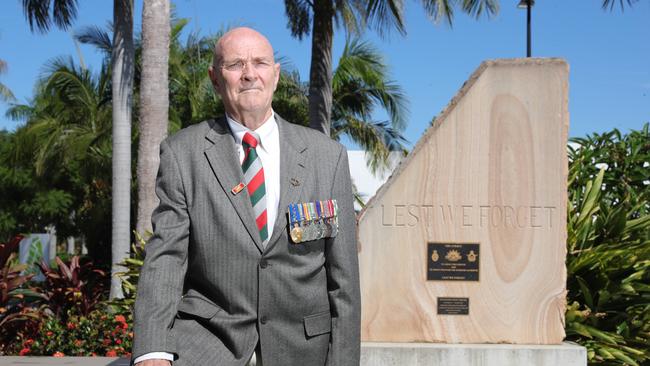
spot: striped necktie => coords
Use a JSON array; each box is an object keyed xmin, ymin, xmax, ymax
[{"xmin": 242, "ymin": 132, "xmax": 268, "ymax": 243}]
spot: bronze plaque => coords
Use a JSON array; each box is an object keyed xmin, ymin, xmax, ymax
[
  {"xmin": 437, "ymin": 297, "xmax": 469, "ymax": 315},
  {"xmin": 427, "ymin": 243, "xmax": 479, "ymax": 281}
]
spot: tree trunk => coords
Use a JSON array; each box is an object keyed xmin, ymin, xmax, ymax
[
  {"xmin": 136, "ymin": 0, "xmax": 170, "ymax": 238},
  {"xmin": 46, "ymin": 225, "xmax": 57, "ymax": 263},
  {"xmin": 110, "ymin": 0, "xmax": 134, "ymax": 300},
  {"xmin": 67, "ymin": 236, "xmax": 75, "ymax": 254},
  {"xmin": 307, "ymin": 0, "xmax": 334, "ymax": 136},
  {"xmin": 81, "ymin": 235, "xmax": 88, "ymax": 255}
]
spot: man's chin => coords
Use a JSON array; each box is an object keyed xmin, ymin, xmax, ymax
[
  {"xmin": 235, "ymin": 99, "xmax": 267, "ymax": 112},
  {"xmin": 231, "ymin": 103, "xmax": 272, "ymax": 118}
]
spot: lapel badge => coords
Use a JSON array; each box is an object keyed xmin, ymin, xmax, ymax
[
  {"xmin": 290, "ymin": 178, "xmax": 300, "ymax": 187},
  {"xmin": 231, "ymin": 182, "xmax": 246, "ymax": 195}
]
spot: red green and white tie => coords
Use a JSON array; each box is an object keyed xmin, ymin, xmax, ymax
[{"xmin": 242, "ymin": 132, "xmax": 268, "ymax": 243}]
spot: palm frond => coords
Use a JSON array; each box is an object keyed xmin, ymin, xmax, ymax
[
  {"xmin": 171, "ymin": 18, "xmax": 190, "ymax": 42},
  {"xmin": 0, "ymin": 83, "xmax": 15, "ymax": 103},
  {"xmin": 75, "ymin": 25, "xmax": 113, "ymax": 55},
  {"xmin": 52, "ymin": 0, "xmax": 79, "ymax": 30},
  {"xmin": 364, "ymin": 0, "xmax": 406, "ymax": 36},
  {"xmin": 284, "ymin": 0, "xmax": 312, "ymax": 40},
  {"xmin": 333, "ymin": 0, "xmax": 365, "ymax": 36},
  {"xmin": 460, "ymin": 0, "xmax": 499, "ymax": 19},
  {"xmin": 0, "ymin": 59, "xmax": 15, "ymax": 103},
  {"xmin": 333, "ymin": 38, "xmax": 408, "ymax": 131},
  {"xmin": 420, "ymin": 0, "xmax": 455, "ymax": 25},
  {"xmin": 332, "ymin": 116, "xmax": 407, "ymax": 174},
  {"xmin": 601, "ymin": 0, "xmax": 640, "ymax": 11},
  {"xmin": 4, "ymin": 104, "xmax": 33, "ymax": 121},
  {"xmin": 22, "ymin": 0, "xmax": 78, "ymax": 33}
]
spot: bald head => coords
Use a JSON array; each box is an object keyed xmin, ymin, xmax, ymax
[
  {"xmin": 208, "ymin": 27, "xmax": 281, "ymax": 129},
  {"xmin": 213, "ymin": 27, "xmax": 275, "ymax": 68}
]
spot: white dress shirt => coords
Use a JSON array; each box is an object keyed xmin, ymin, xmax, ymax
[{"xmin": 133, "ymin": 113, "xmax": 280, "ymax": 365}]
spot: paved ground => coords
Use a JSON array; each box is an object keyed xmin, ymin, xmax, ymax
[{"xmin": 0, "ymin": 357, "xmax": 129, "ymax": 365}]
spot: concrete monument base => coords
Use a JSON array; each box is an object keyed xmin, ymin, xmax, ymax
[
  {"xmin": 0, "ymin": 342, "xmax": 586, "ymax": 365},
  {"xmin": 361, "ymin": 342, "xmax": 587, "ymax": 366}
]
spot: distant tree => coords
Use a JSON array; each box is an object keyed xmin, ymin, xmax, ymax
[
  {"xmin": 284, "ymin": 0, "xmax": 498, "ymax": 136},
  {"xmin": 4, "ymin": 57, "xmax": 113, "ymax": 256},
  {"xmin": 0, "ymin": 130, "xmax": 75, "ymax": 241}
]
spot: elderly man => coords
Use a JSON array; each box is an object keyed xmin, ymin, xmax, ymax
[{"xmin": 132, "ymin": 27, "xmax": 360, "ymax": 366}]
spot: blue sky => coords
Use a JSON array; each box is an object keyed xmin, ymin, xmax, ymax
[{"xmin": 0, "ymin": 0, "xmax": 648, "ymax": 149}]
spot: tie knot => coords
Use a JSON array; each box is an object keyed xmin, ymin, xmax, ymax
[{"xmin": 242, "ymin": 132, "xmax": 259, "ymax": 148}]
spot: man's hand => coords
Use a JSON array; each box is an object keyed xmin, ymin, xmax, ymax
[{"xmin": 135, "ymin": 360, "xmax": 171, "ymax": 366}]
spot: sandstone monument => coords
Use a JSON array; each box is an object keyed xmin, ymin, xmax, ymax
[{"xmin": 358, "ymin": 58, "xmax": 569, "ymax": 345}]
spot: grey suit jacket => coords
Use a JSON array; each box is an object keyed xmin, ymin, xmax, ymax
[{"xmin": 132, "ymin": 115, "xmax": 360, "ymax": 366}]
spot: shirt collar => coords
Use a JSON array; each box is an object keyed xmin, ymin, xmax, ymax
[{"xmin": 226, "ymin": 112, "xmax": 277, "ymax": 151}]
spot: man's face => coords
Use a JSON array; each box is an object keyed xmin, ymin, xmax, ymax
[{"xmin": 209, "ymin": 30, "xmax": 280, "ymax": 121}]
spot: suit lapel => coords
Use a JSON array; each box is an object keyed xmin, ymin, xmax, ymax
[
  {"xmin": 265, "ymin": 116, "xmax": 307, "ymax": 251},
  {"xmin": 204, "ymin": 117, "xmax": 264, "ymax": 252}
]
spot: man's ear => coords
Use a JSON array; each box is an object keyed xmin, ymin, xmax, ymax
[
  {"xmin": 208, "ymin": 65, "xmax": 219, "ymax": 89},
  {"xmin": 273, "ymin": 62, "xmax": 281, "ymax": 91}
]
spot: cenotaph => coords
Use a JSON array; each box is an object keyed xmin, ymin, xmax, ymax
[{"xmin": 357, "ymin": 59, "xmax": 574, "ymax": 352}]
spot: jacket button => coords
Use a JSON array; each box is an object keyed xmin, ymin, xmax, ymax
[
  {"xmin": 260, "ymin": 259, "xmax": 268, "ymax": 268},
  {"xmin": 260, "ymin": 316, "xmax": 268, "ymax": 324}
]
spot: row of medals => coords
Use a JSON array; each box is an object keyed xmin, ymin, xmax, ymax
[{"xmin": 288, "ymin": 200, "xmax": 338, "ymax": 243}]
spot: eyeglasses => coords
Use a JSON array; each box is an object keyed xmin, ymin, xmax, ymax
[{"xmin": 220, "ymin": 58, "xmax": 273, "ymax": 72}]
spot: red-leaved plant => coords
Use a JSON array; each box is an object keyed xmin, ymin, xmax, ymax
[{"xmin": 36, "ymin": 256, "xmax": 108, "ymax": 321}]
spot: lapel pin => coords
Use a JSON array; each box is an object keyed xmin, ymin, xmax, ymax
[
  {"xmin": 290, "ymin": 178, "xmax": 300, "ymax": 187},
  {"xmin": 231, "ymin": 182, "xmax": 246, "ymax": 195}
]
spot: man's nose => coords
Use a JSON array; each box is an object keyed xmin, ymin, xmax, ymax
[{"xmin": 240, "ymin": 62, "xmax": 257, "ymax": 81}]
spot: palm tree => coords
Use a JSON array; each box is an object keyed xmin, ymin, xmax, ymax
[
  {"xmin": 284, "ymin": 0, "xmax": 361, "ymax": 136},
  {"xmin": 135, "ymin": 0, "xmax": 170, "ymax": 237},
  {"xmin": 284, "ymin": 0, "xmax": 498, "ymax": 136},
  {"xmin": 330, "ymin": 38, "xmax": 407, "ymax": 174},
  {"xmin": 110, "ymin": 0, "xmax": 134, "ymax": 299},
  {"xmin": 20, "ymin": 0, "xmax": 134, "ymax": 299}
]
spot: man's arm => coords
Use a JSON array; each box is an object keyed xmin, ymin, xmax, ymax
[
  {"xmin": 324, "ymin": 145, "xmax": 361, "ymax": 366},
  {"xmin": 133, "ymin": 139, "xmax": 190, "ymax": 360}
]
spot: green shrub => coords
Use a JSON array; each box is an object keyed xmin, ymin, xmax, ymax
[
  {"xmin": 566, "ymin": 124, "xmax": 650, "ymax": 365},
  {"xmin": 4, "ymin": 309, "xmax": 132, "ymax": 357},
  {"xmin": 107, "ymin": 232, "xmax": 147, "ymax": 314}
]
